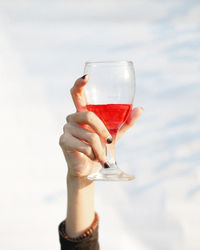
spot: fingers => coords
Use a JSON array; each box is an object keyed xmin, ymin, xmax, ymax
[
  {"xmin": 59, "ymin": 133, "xmax": 96, "ymax": 161},
  {"xmin": 70, "ymin": 75, "xmax": 88, "ymax": 111},
  {"xmin": 66, "ymin": 111, "xmax": 112, "ymax": 143},
  {"xmin": 63, "ymin": 123, "xmax": 106, "ymax": 165},
  {"xmin": 61, "ymin": 109, "xmax": 112, "ymax": 166},
  {"xmin": 117, "ymin": 107, "xmax": 143, "ymax": 140}
]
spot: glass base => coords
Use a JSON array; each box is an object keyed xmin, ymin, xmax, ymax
[{"xmin": 87, "ymin": 165, "xmax": 135, "ymax": 181}]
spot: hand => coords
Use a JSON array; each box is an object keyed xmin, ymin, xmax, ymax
[{"xmin": 59, "ymin": 75, "xmax": 143, "ymax": 178}]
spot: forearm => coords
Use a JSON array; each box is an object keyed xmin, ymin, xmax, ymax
[{"xmin": 65, "ymin": 174, "xmax": 95, "ymax": 237}]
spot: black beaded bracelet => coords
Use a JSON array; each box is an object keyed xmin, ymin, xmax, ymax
[{"xmin": 59, "ymin": 213, "xmax": 99, "ymax": 242}]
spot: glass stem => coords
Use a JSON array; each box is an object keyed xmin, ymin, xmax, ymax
[{"xmin": 106, "ymin": 136, "xmax": 117, "ymax": 168}]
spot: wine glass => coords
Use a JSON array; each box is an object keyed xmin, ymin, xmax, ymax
[{"xmin": 83, "ymin": 61, "xmax": 136, "ymax": 181}]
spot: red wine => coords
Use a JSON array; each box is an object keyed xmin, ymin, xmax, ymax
[{"xmin": 86, "ymin": 104, "xmax": 132, "ymax": 135}]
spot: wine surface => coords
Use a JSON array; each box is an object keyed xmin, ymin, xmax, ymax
[{"xmin": 86, "ymin": 104, "xmax": 132, "ymax": 135}]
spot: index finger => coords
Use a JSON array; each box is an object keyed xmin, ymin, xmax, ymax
[{"xmin": 70, "ymin": 75, "xmax": 88, "ymax": 111}]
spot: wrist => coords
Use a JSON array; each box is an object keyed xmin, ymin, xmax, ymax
[
  {"xmin": 60, "ymin": 212, "xmax": 98, "ymax": 241},
  {"xmin": 67, "ymin": 173, "xmax": 94, "ymax": 190},
  {"xmin": 66, "ymin": 173, "xmax": 95, "ymax": 237}
]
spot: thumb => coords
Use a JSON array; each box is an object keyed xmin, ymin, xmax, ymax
[{"xmin": 117, "ymin": 107, "xmax": 143, "ymax": 141}]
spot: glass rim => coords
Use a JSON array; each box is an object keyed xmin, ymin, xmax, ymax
[{"xmin": 85, "ymin": 60, "xmax": 133, "ymax": 66}]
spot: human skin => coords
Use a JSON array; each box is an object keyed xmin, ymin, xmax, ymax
[{"xmin": 59, "ymin": 75, "xmax": 143, "ymax": 237}]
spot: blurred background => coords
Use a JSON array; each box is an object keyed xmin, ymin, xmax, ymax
[{"xmin": 0, "ymin": 0, "xmax": 200, "ymax": 249}]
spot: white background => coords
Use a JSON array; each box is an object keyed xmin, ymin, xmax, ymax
[{"xmin": 0, "ymin": 0, "xmax": 200, "ymax": 249}]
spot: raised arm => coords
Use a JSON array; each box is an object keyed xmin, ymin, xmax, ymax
[{"xmin": 58, "ymin": 75, "xmax": 143, "ymax": 249}]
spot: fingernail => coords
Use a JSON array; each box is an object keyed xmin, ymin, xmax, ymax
[
  {"xmin": 81, "ymin": 74, "xmax": 87, "ymax": 79},
  {"xmin": 140, "ymin": 107, "xmax": 144, "ymax": 111},
  {"xmin": 104, "ymin": 162, "xmax": 110, "ymax": 168},
  {"xmin": 106, "ymin": 136, "xmax": 113, "ymax": 144}
]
